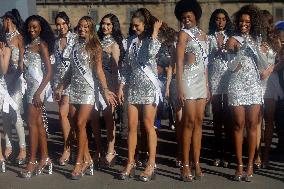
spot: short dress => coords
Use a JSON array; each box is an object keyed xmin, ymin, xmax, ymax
[
  {"xmin": 121, "ymin": 36, "xmax": 161, "ymax": 105},
  {"xmin": 208, "ymin": 32, "xmax": 230, "ymax": 95},
  {"xmin": 227, "ymin": 36, "xmax": 262, "ymax": 106},
  {"xmin": 53, "ymin": 31, "xmax": 77, "ymax": 96},
  {"xmin": 181, "ymin": 28, "xmax": 208, "ymax": 100}
]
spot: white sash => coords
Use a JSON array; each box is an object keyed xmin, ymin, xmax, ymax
[
  {"xmin": 129, "ymin": 37, "xmax": 163, "ymax": 105},
  {"xmin": 73, "ymin": 48, "xmax": 106, "ymax": 110},
  {"xmin": 182, "ymin": 29, "xmax": 208, "ymax": 66},
  {"xmin": 0, "ymin": 83, "xmax": 18, "ymax": 113}
]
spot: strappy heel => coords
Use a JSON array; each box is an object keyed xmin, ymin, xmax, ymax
[
  {"xmin": 71, "ymin": 162, "xmax": 83, "ymax": 180},
  {"xmin": 37, "ymin": 157, "xmax": 53, "ymax": 175},
  {"xmin": 244, "ymin": 164, "xmax": 253, "ymax": 182},
  {"xmin": 16, "ymin": 148, "xmax": 27, "ymax": 165},
  {"xmin": 0, "ymin": 159, "xmax": 6, "ymax": 173},
  {"xmin": 213, "ymin": 159, "xmax": 221, "ymax": 167},
  {"xmin": 82, "ymin": 160, "xmax": 94, "ymax": 176},
  {"xmin": 119, "ymin": 162, "xmax": 136, "ymax": 180},
  {"xmin": 103, "ymin": 151, "xmax": 117, "ymax": 168},
  {"xmin": 59, "ymin": 150, "xmax": 70, "ymax": 166},
  {"xmin": 234, "ymin": 164, "xmax": 244, "ymax": 182},
  {"xmin": 139, "ymin": 163, "xmax": 156, "ymax": 182},
  {"xmin": 194, "ymin": 162, "xmax": 204, "ymax": 180},
  {"xmin": 180, "ymin": 164, "xmax": 193, "ymax": 182},
  {"xmin": 20, "ymin": 161, "xmax": 38, "ymax": 179},
  {"xmin": 4, "ymin": 147, "xmax": 12, "ymax": 162}
]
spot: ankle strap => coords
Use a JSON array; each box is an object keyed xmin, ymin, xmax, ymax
[{"xmin": 28, "ymin": 161, "xmax": 37, "ymax": 165}]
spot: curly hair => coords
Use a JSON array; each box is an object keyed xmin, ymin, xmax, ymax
[
  {"xmin": 23, "ymin": 15, "xmax": 55, "ymax": 54},
  {"xmin": 98, "ymin": 13, "xmax": 125, "ymax": 62},
  {"xmin": 233, "ymin": 4, "xmax": 262, "ymax": 40},
  {"xmin": 78, "ymin": 16, "xmax": 102, "ymax": 64},
  {"xmin": 174, "ymin": 0, "xmax": 202, "ymax": 22},
  {"xmin": 208, "ymin": 9, "xmax": 233, "ymax": 36},
  {"xmin": 2, "ymin": 9, "xmax": 24, "ymax": 34},
  {"xmin": 131, "ymin": 8, "xmax": 155, "ymax": 38}
]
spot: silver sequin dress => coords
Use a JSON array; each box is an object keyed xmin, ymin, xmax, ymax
[
  {"xmin": 227, "ymin": 36, "xmax": 262, "ymax": 106},
  {"xmin": 100, "ymin": 35, "xmax": 118, "ymax": 92},
  {"xmin": 53, "ymin": 31, "xmax": 77, "ymax": 96},
  {"xmin": 181, "ymin": 28, "xmax": 208, "ymax": 100},
  {"xmin": 208, "ymin": 32, "xmax": 230, "ymax": 95},
  {"xmin": 0, "ymin": 74, "xmax": 6, "ymax": 112},
  {"xmin": 23, "ymin": 39, "xmax": 48, "ymax": 104},
  {"xmin": 121, "ymin": 36, "xmax": 161, "ymax": 104},
  {"xmin": 69, "ymin": 40, "xmax": 96, "ymax": 105}
]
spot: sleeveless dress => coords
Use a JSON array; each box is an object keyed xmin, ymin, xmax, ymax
[
  {"xmin": 54, "ymin": 31, "xmax": 77, "ymax": 96},
  {"xmin": 181, "ymin": 27, "xmax": 208, "ymax": 100},
  {"xmin": 208, "ymin": 31, "xmax": 230, "ymax": 95},
  {"xmin": 121, "ymin": 36, "xmax": 161, "ymax": 105},
  {"xmin": 227, "ymin": 35, "xmax": 262, "ymax": 106}
]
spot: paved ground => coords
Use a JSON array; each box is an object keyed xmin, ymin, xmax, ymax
[{"xmin": 0, "ymin": 102, "xmax": 283, "ymax": 189}]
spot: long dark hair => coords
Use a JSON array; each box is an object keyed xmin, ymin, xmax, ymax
[
  {"xmin": 2, "ymin": 9, "xmax": 24, "ymax": 34},
  {"xmin": 55, "ymin": 11, "xmax": 71, "ymax": 30},
  {"xmin": 98, "ymin": 13, "xmax": 125, "ymax": 62},
  {"xmin": 208, "ymin": 9, "xmax": 233, "ymax": 36},
  {"xmin": 23, "ymin": 15, "xmax": 55, "ymax": 54},
  {"xmin": 233, "ymin": 4, "xmax": 262, "ymax": 40},
  {"xmin": 131, "ymin": 8, "xmax": 154, "ymax": 38}
]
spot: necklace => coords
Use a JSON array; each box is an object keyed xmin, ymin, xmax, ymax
[
  {"xmin": 101, "ymin": 35, "xmax": 114, "ymax": 49},
  {"xmin": 30, "ymin": 37, "xmax": 41, "ymax": 46},
  {"xmin": 6, "ymin": 30, "xmax": 20, "ymax": 42}
]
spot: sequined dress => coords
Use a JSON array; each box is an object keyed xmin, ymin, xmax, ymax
[
  {"xmin": 54, "ymin": 31, "xmax": 77, "ymax": 96},
  {"xmin": 100, "ymin": 35, "xmax": 118, "ymax": 92},
  {"xmin": 181, "ymin": 28, "xmax": 208, "ymax": 99},
  {"xmin": 208, "ymin": 32, "xmax": 230, "ymax": 95},
  {"xmin": 0, "ymin": 74, "xmax": 6, "ymax": 112},
  {"xmin": 121, "ymin": 36, "xmax": 161, "ymax": 104},
  {"xmin": 69, "ymin": 40, "xmax": 96, "ymax": 105},
  {"xmin": 23, "ymin": 38, "xmax": 48, "ymax": 104},
  {"xmin": 227, "ymin": 36, "xmax": 262, "ymax": 106}
]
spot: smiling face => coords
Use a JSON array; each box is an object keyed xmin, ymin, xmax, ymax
[
  {"xmin": 28, "ymin": 20, "xmax": 41, "ymax": 39},
  {"xmin": 131, "ymin": 17, "xmax": 145, "ymax": 36},
  {"xmin": 78, "ymin": 19, "xmax": 90, "ymax": 39},
  {"xmin": 101, "ymin": 17, "xmax": 113, "ymax": 36},
  {"xmin": 239, "ymin": 14, "xmax": 251, "ymax": 35},
  {"xmin": 56, "ymin": 17, "xmax": 68, "ymax": 36},
  {"xmin": 215, "ymin": 13, "xmax": 226, "ymax": 31},
  {"xmin": 181, "ymin": 11, "xmax": 196, "ymax": 29}
]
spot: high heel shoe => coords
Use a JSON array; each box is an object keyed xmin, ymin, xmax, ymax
[
  {"xmin": 244, "ymin": 164, "xmax": 253, "ymax": 182},
  {"xmin": 213, "ymin": 159, "xmax": 221, "ymax": 167},
  {"xmin": 139, "ymin": 163, "xmax": 156, "ymax": 182},
  {"xmin": 71, "ymin": 162, "xmax": 83, "ymax": 180},
  {"xmin": 20, "ymin": 161, "xmax": 38, "ymax": 179},
  {"xmin": 59, "ymin": 150, "xmax": 70, "ymax": 166},
  {"xmin": 180, "ymin": 164, "xmax": 193, "ymax": 182},
  {"xmin": 103, "ymin": 151, "xmax": 117, "ymax": 168},
  {"xmin": 119, "ymin": 162, "xmax": 136, "ymax": 180},
  {"xmin": 37, "ymin": 158, "xmax": 53, "ymax": 175},
  {"xmin": 0, "ymin": 159, "xmax": 6, "ymax": 173},
  {"xmin": 234, "ymin": 164, "xmax": 244, "ymax": 182},
  {"xmin": 4, "ymin": 147, "xmax": 12, "ymax": 162},
  {"xmin": 82, "ymin": 160, "xmax": 94, "ymax": 176},
  {"xmin": 194, "ymin": 162, "xmax": 204, "ymax": 180},
  {"xmin": 16, "ymin": 148, "xmax": 27, "ymax": 165}
]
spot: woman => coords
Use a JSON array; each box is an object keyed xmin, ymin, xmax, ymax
[
  {"xmin": 53, "ymin": 11, "xmax": 77, "ymax": 166},
  {"xmin": 66, "ymin": 16, "xmax": 116, "ymax": 180},
  {"xmin": 0, "ymin": 28, "xmax": 12, "ymax": 173},
  {"xmin": 255, "ymin": 10, "xmax": 284, "ymax": 169},
  {"xmin": 175, "ymin": 0, "xmax": 209, "ymax": 182},
  {"xmin": 118, "ymin": 8, "xmax": 162, "ymax": 182},
  {"xmin": 1, "ymin": 9, "xmax": 26, "ymax": 165},
  {"xmin": 20, "ymin": 15, "xmax": 55, "ymax": 178},
  {"xmin": 93, "ymin": 13, "xmax": 124, "ymax": 167},
  {"xmin": 226, "ymin": 5, "xmax": 262, "ymax": 182},
  {"xmin": 208, "ymin": 8, "xmax": 233, "ymax": 168}
]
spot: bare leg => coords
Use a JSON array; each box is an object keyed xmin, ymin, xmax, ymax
[
  {"xmin": 91, "ymin": 110, "xmax": 102, "ymax": 162},
  {"xmin": 103, "ymin": 106, "xmax": 116, "ymax": 163}
]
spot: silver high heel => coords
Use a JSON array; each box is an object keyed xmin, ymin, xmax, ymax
[
  {"xmin": 37, "ymin": 158, "xmax": 53, "ymax": 175},
  {"xmin": 58, "ymin": 150, "xmax": 70, "ymax": 166},
  {"xmin": 244, "ymin": 164, "xmax": 253, "ymax": 182},
  {"xmin": 180, "ymin": 164, "xmax": 194, "ymax": 182},
  {"xmin": 119, "ymin": 162, "xmax": 136, "ymax": 180},
  {"xmin": 234, "ymin": 164, "xmax": 244, "ymax": 182},
  {"xmin": 103, "ymin": 151, "xmax": 117, "ymax": 168},
  {"xmin": 0, "ymin": 159, "xmax": 6, "ymax": 173},
  {"xmin": 20, "ymin": 161, "xmax": 38, "ymax": 179},
  {"xmin": 139, "ymin": 163, "xmax": 156, "ymax": 182},
  {"xmin": 71, "ymin": 162, "xmax": 83, "ymax": 180},
  {"xmin": 82, "ymin": 160, "xmax": 94, "ymax": 176}
]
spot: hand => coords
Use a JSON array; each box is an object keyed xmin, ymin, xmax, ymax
[
  {"xmin": 54, "ymin": 85, "xmax": 64, "ymax": 102},
  {"xmin": 104, "ymin": 89, "xmax": 117, "ymax": 107},
  {"xmin": 260, "ymin": 66, "xmax": 273, "ymax": 80},
  {"xmin": 32, "ymin": 91, "xmax": 43, "ymax": 108},
  {"xmin": 152, "ymin": 20, "xmax": 163, "ymax": 39},
  {"xmin": 117, "ymin": 87, "xmax": 124, "ymax": 105},
  {"xmin": 177, "ymin": 86, "xmax": 185, "ymax": 107},
  {"xmin": 165, "ymin": 87, "xmax": 170, "ymax": 99},
  {"xmin": 0, "ymin": 42, "xmax": 5, "ymax": 55}
]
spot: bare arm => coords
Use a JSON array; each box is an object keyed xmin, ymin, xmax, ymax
[
  {"xmin": 16, "ymin": 35, "xmax": 24, "ymax": 78},
  {"xmin": 0, "ymin": 43, "xmax": 11, "ymax": 75}
]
